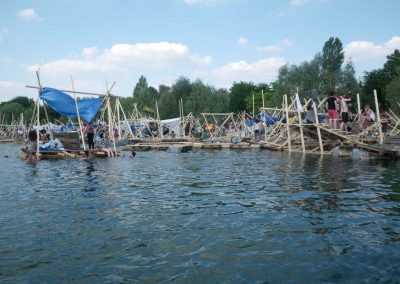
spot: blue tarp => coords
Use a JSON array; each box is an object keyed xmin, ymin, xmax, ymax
[{"xmin": 40, "ymin": 87, "xmax": 103, "ymax": 123}]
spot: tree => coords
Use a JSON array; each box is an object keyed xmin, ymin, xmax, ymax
[
  {"xmin": 321, "ymin": 37, "xmax": 344, "ymax": 93},
  {"xmin": 229, "ymin": 81, "xmax": 257, "ymax": 112},
  {"xmin": 362, "ymin": 49, "xmax": 400, "ymax": 109},
  {"xmin": 132, "ymin": 75, "xmax": 160, "ymax": 113}
]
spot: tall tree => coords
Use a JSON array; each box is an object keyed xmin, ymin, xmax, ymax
[{"xmin": 322, "ymin": 37, "xmax": 344, "ymax": 93}]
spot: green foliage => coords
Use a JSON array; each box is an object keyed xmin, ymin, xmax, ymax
[
  {"xmin": 244, "ymin": 91, "xmax": 274, "ymax": 115},
  {"xmin": 132, "ymin": 75, "xmax": 160, "ymax": 113},
  {"xmin": 362, "ymin": 49, "xmax": 400, "ymax": 109},
  {"xmin": 322, "ymin": 37, "xmax": 344, "ymax": 93},
  {"xmin": 272, "ymin": 37, "xmax": 359, "ymax": 106},
  {"xmin": 229, "ymin": 81, "xmax": 258, "ymax": 112},
  {"xmin": 386, "ymin": 74, "xmax": 400, "ymax": 113}
]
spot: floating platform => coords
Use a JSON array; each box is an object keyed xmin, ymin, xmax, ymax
[{"xmin": 128, "ymin": 143, "xmax": 193, "ymax": 152}]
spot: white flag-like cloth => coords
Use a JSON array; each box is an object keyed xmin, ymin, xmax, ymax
[{"xmin": 295, "ymin": 93, "xmax": 303, "ymax": 112}]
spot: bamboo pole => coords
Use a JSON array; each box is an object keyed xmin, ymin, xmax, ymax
[
  {"xmin": 156, "ymin": 101, "xmax": 162, "ymax": 139},
  {"xmin": 116, "ymin": 98, "xmax": 122, "ymax": 139},
  {"xmin": 106, "ymin": 97, "xmax": 117, "ymax": 151},
  {"xmin": 117, "ymin": 99, "xmax": 134, "ymax": 139},
  {"xmin": 71, "ymin": 76, "xmax": 86, "ymax": 151},
  {"xmin": 313, "ymin": 101, "xmax": 324, "ymax": 154},
  {"xmin": 35, "ymin": 71, "xmax": 41, "ymax": 158},
  {"xmin": 374, "ymin": 89, "xmax": 383, "ymax": 144},
  {"xmin": 252, "ymin": 93, "xmax": 255, "ymax": 119},
  {"xmin": 284, "ymin": 94, "xmax": 291, "ymax": 152},
  {"xmin": 262, "ymin": 90, "xmax": 267, "ymax": 140},
  {"xmin": 295, "ymin": 91, "xmax": 305, "ymax": 153}
]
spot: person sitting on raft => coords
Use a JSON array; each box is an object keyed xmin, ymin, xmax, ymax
[
  {"xmin": 99, "ymin": 132, "xmax": 115, "ymax": 157},
  {"xmin": 359, "ymin": 104, "xmax": 376, "ymax": 129},
  {"xmin": 23, "ymin": 130, "xmax": 38, "ymax": 161}
]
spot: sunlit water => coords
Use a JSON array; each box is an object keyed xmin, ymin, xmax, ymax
[{"xmin": 0, "ymin": 143, "xmax": 399, "ymax": 283}]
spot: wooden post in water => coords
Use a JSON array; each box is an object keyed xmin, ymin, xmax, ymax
[
  {"xmin": 313, "ymin": 101, "xmax": 324, "ymax": 154},
  {"xmin": 284, "ymin": 94, "xmax": 291, "ymax": 152},
  {"xmin": 374, "ymin": 89, "xmax": 383, "ymax": 144}
]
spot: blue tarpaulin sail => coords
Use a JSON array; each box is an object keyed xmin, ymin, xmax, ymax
[{"xmin": 40, "ymin": 87, "xmax": 103, "ymax": 122}]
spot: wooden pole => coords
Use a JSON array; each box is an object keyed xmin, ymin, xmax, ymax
[
  {"xmin": 284, "ymin": 94, "xmax": 291, "ymax": 152},
  {"xmin": 35, "ymin": 71, "xmax": 41, "ymax": 158},
  {"xmin": 262, "ymin": 90, "xmax": 266, "ymax": 140},
  {"xmin": 107, "ymin": 97, "xmax": 117, "ymax": 151},
  {"xmin": 313, "ymin": 101, "xmax": 324, "ymax": 154},
  {"xmin": 252, "ymin": 93, "xmax": 255, "ymax": 119},
  {"xmin": 357, "ymin": 93, "xmax": 361, "ymax": 115},
  {"xmin": 116, "ymin": 98, "xmax": 122, "ymax": 139},
  {"xmin": 374, "ymin": 89, "xmax": 383, "ymax": 144},
  {"xmin": 117, "ymin": 99, "xmax": 134, "ymax": 139},
  {"xmin": 296, "ymin": 91, "xmax": 305, "ymax": 153},
  {"xmin": 156, "ymin": 101, "xmax": 162, "ymax": 139},
  {"xmin": 71, "ymin": 76, "xmax": 86, "ymax": 151}
]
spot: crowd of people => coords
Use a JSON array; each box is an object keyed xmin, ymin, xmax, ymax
[{"xmin": 319, "ymin": 91, "xmax": 381, "ymax": 133}]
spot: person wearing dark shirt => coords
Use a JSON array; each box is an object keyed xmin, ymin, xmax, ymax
[{"xmin": 326, "ymin": 91, "xmax": 338, "ymax": 129}]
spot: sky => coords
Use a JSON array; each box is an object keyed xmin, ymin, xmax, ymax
[{"xmin": 0, "ymin": 0, "xmax": 399, "ymax": 102}]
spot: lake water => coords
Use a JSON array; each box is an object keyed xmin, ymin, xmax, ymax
[{"xmin": 0, "ymin": 143, "xmax": 399, "ymax": 283}]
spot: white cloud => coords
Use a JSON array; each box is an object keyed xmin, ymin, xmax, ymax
[
  {"xmin": 82, "ymin": 47, "xmax": 98, "ymax": 58},
  {"xmin": 183, "ymin": 0, "xmax": 224, "ymax": 5},
  {"xmin": 257, "ymin": 38, "xmax": 293, "ymax": 53},
  {"xmin": 0, "ymin": 81, "xmax": 35, "ymax": 102},
  {"xmin": 17, "ymin": 8, "xmax": 43, "ymax": 21},
  {"xmin": 237, "ymin": 36, "xmax": 249, "ymax": 46},
  {"xmin": 213, "ymin": 57, "xmax": 286, "ymax": 83},
  {"xmin": 344, "ymin": 36, "xmax": 400, "ymax": 63},
  {"xmin": 27, "ymin": 42, "xmax": 212, "ymax": 78}
]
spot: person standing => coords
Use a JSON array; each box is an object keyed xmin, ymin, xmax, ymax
[
  {"xmin": 339, "ymin": 93, "xmax": 351, "ymax": 132},
  {"xmin": 326, "ymin": 91, "xmax": 339, "ymax": 129},
  {"xmin": 84, "ymin": 122, "xmax": 95, "ymax": 149}
]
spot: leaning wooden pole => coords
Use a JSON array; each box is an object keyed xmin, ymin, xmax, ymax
[
  {"xmin": 357, "ymin": 93, "xmax": 361, "ymax": 115},
  {"xmin": 374, "ymin": 89, "xmax": 383, "ymax": 144}
]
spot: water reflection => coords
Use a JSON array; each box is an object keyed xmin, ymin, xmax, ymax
[{"xmin": 0, "ymin": 144, "xmax": 399, "ymax": 283}]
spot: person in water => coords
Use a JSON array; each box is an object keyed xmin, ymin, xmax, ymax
[{"xmin": 129, "ymin": 150, "xmax": 136, "ymax": 158}]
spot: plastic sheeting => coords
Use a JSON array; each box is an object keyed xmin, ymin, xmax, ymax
[{"xmin": 40, "ymin": 87, "xmax": 103, "ymax": 122}]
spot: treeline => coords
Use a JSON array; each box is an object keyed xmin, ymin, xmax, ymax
[{"xmin": 1, "ymin": 37, "xmax": 399, "ymax": 124}]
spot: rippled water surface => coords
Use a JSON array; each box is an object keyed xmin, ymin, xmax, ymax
[{"xmin": 0, "ymin": 143, "xmax": 400, "ymax": 283}]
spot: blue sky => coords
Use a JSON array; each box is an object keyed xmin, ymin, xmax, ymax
[{"xmin": 0, "ymin": 0, "xmax": 399, "ymax": 102}]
